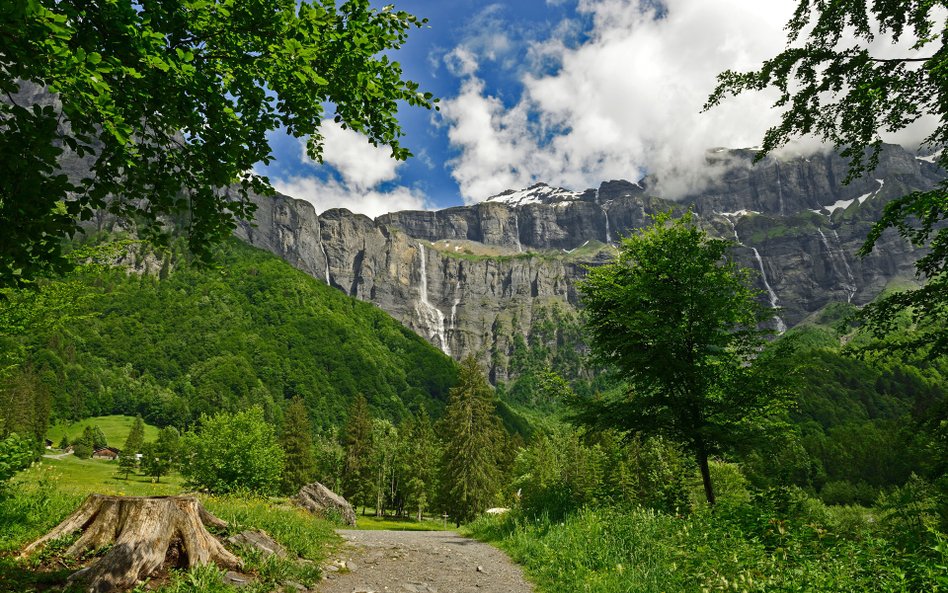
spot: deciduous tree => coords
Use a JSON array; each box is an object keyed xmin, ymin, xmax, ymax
[
  {"xmin": 0, "ymin": 0, "xmax": 435, "ymax": 285},
  {"xmin": 180, "ymin": 407, "xmax": 284, "ymax": 494},
  {"xmin": 577, "ymin": 213, "xmax": 786, "ymax": 505}
]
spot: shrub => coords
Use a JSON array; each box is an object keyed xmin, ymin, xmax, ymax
[{"xmin": 180, "ymin": 407, "xmax": 284, "ymax": 495}]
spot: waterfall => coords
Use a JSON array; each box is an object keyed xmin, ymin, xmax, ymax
[
  {"xmin": 832, "ymin": 230, "xmax": 857, "ymax": 303},
  {"xmin": 450, "ymin": 280, "xmax": 462, "ymax": 331},
  {"xmin": 776, "ymin": 163, "xmax": 785, "ymax": 216},
  {"xmin": 513, "ymin": 214, "xmax": 523, "ymax": 253},
  {"xmin": 320, "ymin": 243, "xmax": 331, "ymax": 284},
  {"xmin": 604, "ymin": 208, "xmax": 612, "ymax": 243},
  {"xmin": 416, "ymin": 245, "xmax": 450, "ymax": 356},
  {"xmin": 817, "ymin": 228, "xmax": 843, "ymax": 278},
  {"xmin": 817, "ymin": 229, "xmax": 857, "ymax": 303},
  {"xmin": 723, "ymin": 216, "xmax": 742, "ymax": 244},
  {"xmin": 752, "ymin": 247, "xmax": 787, "ymax": 333}
]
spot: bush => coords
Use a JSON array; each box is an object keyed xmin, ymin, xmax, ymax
[
  {"xmin": 180, "ymin": 407, "xmax": 285, "ymax": 495},
  {"xmin": 0, "ymin": 433, "xmax": 34, "ymax": 486}
]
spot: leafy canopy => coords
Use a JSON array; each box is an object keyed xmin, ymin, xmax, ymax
[
  {"xmin": 181, "ymin": 406, "xmax": 285, "ymax": 495},
  {"xmin": 576, "ymin": 212, "xmax": 786, "ymax": 504},
  {"xmin": 705, "ymin": 1, "xmax": 948, "ymax": 356},
  {"xmin": 0, "ymin": 0, "xmax": 435, "ymax": 285}
]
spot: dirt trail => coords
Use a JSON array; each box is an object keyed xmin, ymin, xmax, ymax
[{"xmin": 317, "ymin": 529, "xmax": 533, "ymax": 593}]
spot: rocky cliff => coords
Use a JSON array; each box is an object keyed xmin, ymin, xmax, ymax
[{"xmin": 236, "ymin": 144, "xmax": 940, "ymax": 381}]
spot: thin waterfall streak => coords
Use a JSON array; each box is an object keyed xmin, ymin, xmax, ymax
[
  {"xmin": 321, "ymin": 243, "xmax": 331, "ymax": 284},
  {"xmin": 832, "ymin": 230, "xmax": 857, "ymax": 303},
  {"xmin": 752, "ymin": 247, "xmax": 787, "ymax": 333},
  {"xmin": 416, "ymin": 245, "xmax": 450, "ymax": 356}
]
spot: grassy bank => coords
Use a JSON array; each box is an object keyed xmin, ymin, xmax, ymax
[
  {"xmin": 46, "ymin": 415, "xmax": 161, "ymax": 449},
  {"xmin": 466, "ymin": 501, "xmax": 948, "ymax": 593},
  {"xmin": 0, "ymin": 457, "xmax": 339, "ymax": 593}
]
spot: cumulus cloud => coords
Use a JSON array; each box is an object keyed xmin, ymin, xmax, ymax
[
  {"xmin": 273, "ymin": 176, "xmax": 430, "ymax": 219},
  {"xmin": 272, "ymin": 119, "xmax": 432, "ymax": 218},
  {"xmin": 441, "ymin": 0, "xmax": 936, "ymax": 202}
]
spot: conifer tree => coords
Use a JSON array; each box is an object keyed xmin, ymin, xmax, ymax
[
  {"xmin": 141, "ymin": 427, "xmax": 179, "ymax": 483},
  {"xmin": 90, "ymin": 425, "xmax": 108, "ymax": 450},
  {"xmin": 440, "ymin": 356, "xmax": 504, "ymax": 525},
  {"xmin": 73, "ymin": 426, "xmax": 94, "ymax": 459},
  {"xmin": 342, "ymin": 395, "xmax": 373, "ymax": 511},
  {"xmin": 403, "ymin": 407, "xmax": 441, "ymax": 521},
  {"xmin": 280, "ymin": 397, "xmax": 316, "ymax": 495},
  {"xmin": 123, "ymin": 416, "xmax": 145, "ymax": 456}
]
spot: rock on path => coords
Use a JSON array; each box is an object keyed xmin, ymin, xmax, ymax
[{"xmin": 318, "ymin": 529, "xmax": 533, "ymax": 593}]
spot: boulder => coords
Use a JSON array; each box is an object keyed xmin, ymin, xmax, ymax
[
  {"xmin": 295, "ymin": 482, "xmax": 356, "ymax": 526},
  {"xmin": 226, "ymin": 529, "xmax": 286, "ymax": 558}
]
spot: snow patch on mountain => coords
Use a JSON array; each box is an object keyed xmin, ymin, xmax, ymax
[{"xmin": 486, "ymin": 182, "xmax": 582, "ymax": 207}]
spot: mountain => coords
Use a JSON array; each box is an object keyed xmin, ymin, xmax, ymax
[
  {"xmin": 236, "ymin": 144, "xmax": 940, "ymax": 382},
  {"xmin": 4, "ymin": 240, "xmax": 458, "ymax": 430}
]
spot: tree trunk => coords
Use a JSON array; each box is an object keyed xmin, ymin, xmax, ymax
[
  {"xmin": 697, "ymin": 449, "xmax": 716, "ymax": 505},
  {"xmin": 21, "ymin": 494, "xmax": 241, "ymax": 593}
]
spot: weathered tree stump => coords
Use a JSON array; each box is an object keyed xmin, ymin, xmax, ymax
[{"xmin": 21, "ymin": 494, "xmax": 241, "ymax": 593}]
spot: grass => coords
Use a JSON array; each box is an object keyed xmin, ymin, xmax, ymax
[
  {"xmin": 466, "ymin": 503, "xmax": 948, "ymax": 593},
  {"xmin": 354, "ymin": 512, "xmax": 452, "ymax": 531},
  {"xmin": 46, "ymin": 415, "xmax": 160, "ymax": 448},
  {"xmin": 0, "ymin": 457, "xmax": 340, "ymax": 593},
  {"xmin": 38, "ymin": 454, "xmax": 186, "ymax": 496}
]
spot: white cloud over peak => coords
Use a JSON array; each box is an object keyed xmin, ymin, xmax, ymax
[
  {"xmin": 271, "ymin": 120, "xmax": 432, "ymax": 219},
  {"xmin": 442, "ymin": 0, "xmax": 938, "ymax": 203},
  {"xmin": 442, "ymin": 0, "xmax": 800, "ymax": 202},
  {"xmin": 272, "ymin": 176, "xmax": 430, "ymax": 219}
]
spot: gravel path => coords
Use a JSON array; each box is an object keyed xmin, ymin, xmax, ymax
[{"xmin": 317, "ymin": 530, "xmax": 533, "ymax": 593}]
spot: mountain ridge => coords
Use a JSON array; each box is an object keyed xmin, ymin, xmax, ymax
[{"xmin": 236, "ymin": 143, "xmax": 938, "ymax": 382}]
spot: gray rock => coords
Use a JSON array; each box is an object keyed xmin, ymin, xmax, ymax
[
  {"xmin": 223, "ymin": 570, "xmax": 252, "ymax": 587},
  {"xmin": 237, "ymin": 145, "xmax": 937, "ymax": 381},
  {"xmin": 294, "ymin": 482, "xmax": 357, "ymax": 526},
  {"xmin": 226, "ymin": 529, "xmax": 287, "ymax": 558}
]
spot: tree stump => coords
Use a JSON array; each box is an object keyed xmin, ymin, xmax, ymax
[{"xmin": 21, "ymin": 494, "xmax": 242, "ymax": 593}]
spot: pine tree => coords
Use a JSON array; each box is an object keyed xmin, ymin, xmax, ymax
[
  {"xmin": 73, "ymin": 427, "xmax": 94, "ymax": 459},
  {"xmin": 141, "ymin": 427, "xmax": 179, "ymax": 483},
  {"xmin": 341, "ymin": 395, "xmax": 373, "ymax": 511},
  {"xmin": 91, "ymin": 425, "xmax": 108, "ymax": 450},
  {"xmin": 123, "ymin": 416, "xmax": 145, "ymax": 457},
  {"xmin": 440, "ymin": 355, "xmax": 504, "ymax": 526},
  {"xmin": 402, "ymin": 407, "xmax": 440, "ymax": 521},
  {"xmin": 280, "ymin": 397, "xmax": 316, "ymax": 495},
  {"xmin": 117, "ymin": 447, "xmax": 138, "ymax": 480}
]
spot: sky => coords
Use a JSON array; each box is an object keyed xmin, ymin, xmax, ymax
[{"xmin": 256, "ymin": 0, "xmax": 933, "ymax": 219}]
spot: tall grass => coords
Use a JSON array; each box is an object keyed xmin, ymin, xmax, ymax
[{"xmin": 467, "ymin": 500, "xmax": 948, "ymax": 593}]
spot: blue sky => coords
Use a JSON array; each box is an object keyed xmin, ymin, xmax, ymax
[{"xmin": 256, "ymin": 0, "xmax": 932, "ymax": 218}]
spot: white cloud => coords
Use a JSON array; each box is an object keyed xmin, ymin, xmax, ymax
[
  {"xmin": 272, "ymin": 176, "xmax": 431, "ymax": 219},
  {"xmin": 441, "ymin": 0, "xmax": 937, "ymax": 202},
  {"xmin": 271, "ymin": 119, "xmax": 432, "ymax": 218},
  {"xmin": 313, "ymin": 120, "xmax": 400, "ymax": 190}
]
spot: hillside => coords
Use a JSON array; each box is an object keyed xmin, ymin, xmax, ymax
[{"xmin": 1, "ymin": 240, "xmax": 458, "ymax": 431}]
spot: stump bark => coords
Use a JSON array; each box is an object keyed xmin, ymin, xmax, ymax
[{"xmin": 21, "ymin": 495, "xmax": 241, "ymax": 593}]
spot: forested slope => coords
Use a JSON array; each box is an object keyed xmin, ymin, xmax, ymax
[{"xmin": 1, "ymin": 239, "xmax": 458, "ymax": 433}]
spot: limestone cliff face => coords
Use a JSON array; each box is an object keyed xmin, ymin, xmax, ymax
[{"xmin": 236, "ymin": 144, "xmax": 938, "ymax": 380}]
